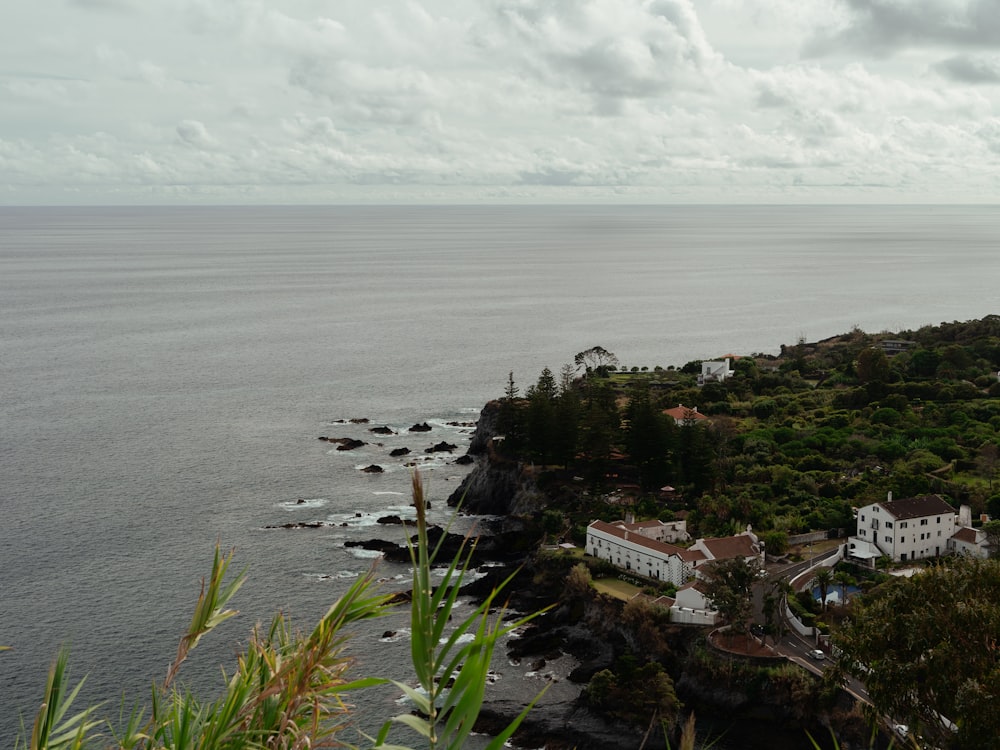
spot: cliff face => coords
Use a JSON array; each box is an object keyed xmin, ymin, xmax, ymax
[{"xmin": 447, "ymin": 401, "xmax": 546, "ymax": 516}]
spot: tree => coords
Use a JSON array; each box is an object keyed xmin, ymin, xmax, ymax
[
  {"xmin": 531, "ymin": 367, "xmax": 558, "ymax": 400},
  {"xmin": 625, "ymin": 389, "xmax": 675, "ymax": 490},
  {"xmin": 813, "ymin": 568, "xmax": 834, "ymax": 611},
  {"xmin": 831, "ymin": 557, "xmax": 1000, "ymax": 749},
  {"xmin": 976, "ymin": 442, "xmax": 1000, "ymax": 492},
  {"xmin": 983, "ymin": 520, "xmax": 1000, "ymax": 559},
  {"xmin": 558, "ymin": 362, "xmax": 577, "ymax": 395},
  {"xmin": 574, "ymin": 346, "xmax": 619, "ymax": 376},
  {"xmin": 856, "ymin": 347, "xmax": 890, "ymax": 384},
  {"xmin": 701, "ymin": 557, "xmax": 761, "ymax": 641}
]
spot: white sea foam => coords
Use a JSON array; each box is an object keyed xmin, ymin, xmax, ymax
[
  {"xmin": 276, "ymin": 497, "xmax": 327, "ymax": 510},
  {"xmin": 345, "ymin": 547, "xmax": 384, "ymax": 560},
  {"xmin": 303, "ymin": 570, "xmax": 360, "ymax": 581}
]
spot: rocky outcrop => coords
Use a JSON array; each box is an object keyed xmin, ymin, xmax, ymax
[
  {"xmin": 426, "ymin": 441, "xmax": 457, "ymax": 453},
  {"xmin": 408, "ymin": 422, "xmax": 432, "ymax": 432},
  {"xmin": 446, "ymin": 401, "xmax": 545, "ymax": 516}
]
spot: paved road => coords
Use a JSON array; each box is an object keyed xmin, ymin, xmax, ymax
[{"xmin": 750, "ymin": 548, "xmax": 872, "ymax": 705}]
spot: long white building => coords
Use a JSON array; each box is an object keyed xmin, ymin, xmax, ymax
[
  {"xmin": 586, "ymin": 520, "xmax": 701, "ymax": 586},
  {"xmin": 585, "ymin": 519, "xmax": 764, "ymax": 587}
]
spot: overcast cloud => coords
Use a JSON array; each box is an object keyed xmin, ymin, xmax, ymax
[{"xmin": 3, "ymin": 0, "xmax": 1000, "ymax": 203}]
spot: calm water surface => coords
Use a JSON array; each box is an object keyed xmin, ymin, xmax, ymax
[{"xmin": 2, "ymin": 205, "xmax": 997, "ymax": 745}]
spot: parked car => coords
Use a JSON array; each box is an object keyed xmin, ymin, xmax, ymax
[{"xmin": 808, "ymin": 649, "xmax": 826, "ymax": 661}]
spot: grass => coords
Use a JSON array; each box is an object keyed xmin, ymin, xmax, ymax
[{"xmin": 592, "ymin": 577, "xmax": 643, "ymax": 600}]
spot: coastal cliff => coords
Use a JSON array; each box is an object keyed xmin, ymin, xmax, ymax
[{"xmin": 446, "ymin": 400, "xmax": 547, "ymax": 516}]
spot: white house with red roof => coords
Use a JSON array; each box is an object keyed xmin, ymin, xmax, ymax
[
  {"xmin": 585, "ymin": 520, "xmax": 763, "ymax": 587},
  {"xmin": 688, "ymin": 527, "xmax": 765, "ymax": 578},
  {"xmin": 663, "ymin": 404, "xmax": 709, "ymax": 426},
  {"xmin": 586, "ymin": 519, "xmax": 701, "ymax": 586}
]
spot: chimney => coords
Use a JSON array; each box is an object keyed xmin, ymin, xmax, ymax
[{"xmin": 887, "ymin": 491, "xmax": 892, "ymax": 503}]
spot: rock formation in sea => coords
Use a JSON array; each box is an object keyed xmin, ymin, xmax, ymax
[{"xmin": 446, "ymin": 401, "xmax": 546, "ymax": 516}]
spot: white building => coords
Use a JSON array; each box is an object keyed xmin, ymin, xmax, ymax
[
  {"xmin": 948, "ymin": 526, "xmax": 990, "ymax": 558},
  {"xmin": 586, "ymin": 520, "xmax": 701, "ymax": 586},
  {"xmin": 698, "ymin": 359, "xmax": 734, "ymax": 385},
  {"xmin": 849, "ymin": 493, "xmax": 957, "ymax": 563},
  {"xmin": 585, "ymin": 521, "xmax": 764, "ymax": 586},
  {"xmin": 670, "ymin": 580, "xmax": 720, "ymax": 625}
]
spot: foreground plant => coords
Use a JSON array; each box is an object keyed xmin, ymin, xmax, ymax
[
  {"xmin": 373, "ymin": 472, "xmax": 549, "ymax": 750},
  {"xmin": 16, "ymin": 469, "xmax": 542, "ymax": 750}
]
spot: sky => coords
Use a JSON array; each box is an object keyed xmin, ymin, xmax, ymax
[{"xmin": 3, "ymin": 0, "xmax": 1000, "ymax": 204}]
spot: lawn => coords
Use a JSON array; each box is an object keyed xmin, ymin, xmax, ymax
[{"xmin": 592, "ymin": 577, "xmax": 642, "ymax": 600}]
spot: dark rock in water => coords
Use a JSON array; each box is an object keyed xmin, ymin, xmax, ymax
[
  {"xmin": 265, "ymin": 521, "xmax": 326, "ymax": 529},
  {"xmin": 377, "ymin": 514, "xmax": 406, "ymax": 525},
  {"xmin": 361, "ymin": 464, "xmax": 384, "ymax": 473},
  {"xmin": 318, "ymin": 436, "xmax": 329, "ymax": 441},
  {"xmin": 408, "ymin": 422, "xmax": 432, "ymax": 432},
  {"xmin": 454, "ymin": 454, "xmax": 474, "ymax": 465},
  {"xmin": 328, "ymin": 437, "xmax": 366, "ymax": 450},
  {"xmin": 381, "ymin": 630, "xmax": 397, "ymax": 639},
  {"xmin": 296, "ymin": 498, "xmax": 306, "ymax": 504},
  {"xmin": 426, "ymin": 441, "xmax": 458, "ymax": 453},
  {"xmin": 446, "ymin": 421, "xmax": 477, "ymax": 428},
  {"xmin": 370, "ymin": 425, "xmax": 395, "ymax": 435},
  {"xmin": 390, "ymin": 447, "xmax": 411, "ymax": 457},
  {"xmin": 345, "ymin": 538, "xmax": 398, "ymax": 553},
  {"xmin": 349, "ymin": 418, "xmax": 370, "ymax": 424}
]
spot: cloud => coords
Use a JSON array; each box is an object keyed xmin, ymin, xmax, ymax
[
  {"xmin": 805, "ymin": 0, "xmax": 1000, "ymax": 57},
  {"xmin": 70, "ymin": 0, "xmax": 138, "ymax": 12},
  {"xmin": 488, "ymin": 0, "xmax": 722, "ymax": 109},
  {"xmin": 933, "ymin": 55, "xmax": 1000, "ymax": 83},
  {"xmin": 176, "ymin": 119, "xmax": 216, "ymax": 149}
]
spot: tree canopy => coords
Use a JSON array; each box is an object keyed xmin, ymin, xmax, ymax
[{"xmin": 831, "ymin": 557, "xmax": 1000, "ymax": 749}]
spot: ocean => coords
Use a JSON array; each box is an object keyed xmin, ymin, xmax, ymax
[{"xmin": 1, "ymin": 204, "xmax": 997, "ymax": 746}]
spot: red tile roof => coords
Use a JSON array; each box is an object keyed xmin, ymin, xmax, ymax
[
  {"xmin": 699, "ymin": 534, "xmax": 759, "ymax": 560},
  {"xmin": 588, "ymin": 520, "xmax": 701, "ymax": 561},
  {"xmin": 663, "ymin": 405, "xmax": 708, "ymax": 421},
  {"xmin": 951, "ymin": 527, "xmax": 980, "ymax": 544}
]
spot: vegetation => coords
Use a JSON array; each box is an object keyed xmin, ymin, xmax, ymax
[
  {"xmin": 830, "ymin": 556, "xmax": 1000, "ymax": 749},
  {"xmin": 497, "ymin": 316, "xmax": 1000, "ymax": 547},
  {"xmin": 491, "ymin": 315, "xmax": 1000, "ymax": 744},
  {"xmin": 13, "ymin": 471, "xmax": 544, "ymax": 750}
]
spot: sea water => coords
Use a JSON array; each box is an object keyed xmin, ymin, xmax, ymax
[{"xmin": 2, "ymin": 204, "xmax": 998, "ymax": 745}]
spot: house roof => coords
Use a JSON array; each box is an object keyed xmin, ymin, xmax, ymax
[
  {"xmin": 698, "ymin": 533, "xmax": 759, "ymax": 561},
  {"xmin": 950, "ymin": 527, "xmax": 981, "ymax": 544},
  {"xmin": 880, "ymin": 494, "xmax": 955, "ymax": 520},
  {"xmin": 663, "ymin": 404, "xmax": 708, "ymax": 421},
  {"xmin": 676, "ymin": 579, "xmax": 709, "ymax": 593},
  {"xmin": 627, "ymin": 519, "xmax": 670, "ymax": 530},
  {"xmin": 588, "ymin": 520, "xmax": 701, "ymax": 561}
]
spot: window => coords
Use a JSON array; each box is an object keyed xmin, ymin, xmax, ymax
[
  {"xmin": 860, "ymin": 514, "xmax": 866, "ymax": 522},
  {"xmin": 885, "ymin": 536, "xmax": 892, "ymax": 543},
  {"xmin": 900, "ymin": 521, "xmax": 908, "ymax": 529},
  {"xmin": 860, "ymin": 529, "xmax": 866, "ymax": 537},
  {"xmin": 936, "ymin": 516, "xmax": 941, "ymax": 523},
  {"xmin": 937, "ymin": 531, "xmax": 941, "ymax": 537},
  {"xmin": 886, "ymin": 521, "xmax": 893, "ymax": 529},
  {"xmin": 920, "ymin": 518, "xmax": 928, "ymax": 526}
]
